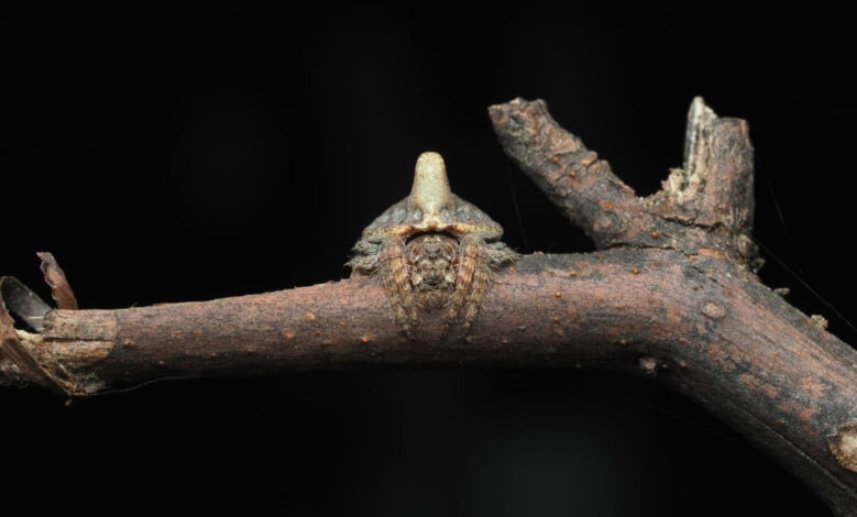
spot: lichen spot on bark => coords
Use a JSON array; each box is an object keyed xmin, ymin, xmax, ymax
[{"xmin": 830, "ymin": 423, "xmax": 857, "ymax": 473}]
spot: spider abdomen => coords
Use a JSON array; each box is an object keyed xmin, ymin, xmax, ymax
[{"xmin": 407, "ymin": 233, "xmax": 458, "ymax": 309}]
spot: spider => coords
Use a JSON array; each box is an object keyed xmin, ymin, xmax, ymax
[{"xmin": 348, "ymin": 152, "xmax": 517, "ymax": 337}]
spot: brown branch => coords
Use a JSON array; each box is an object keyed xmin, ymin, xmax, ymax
[
  {"xmin": 2, "ymin": 98, "xmax": 857, "ymax": 515},
  {"xmin": 488, "ymin": 97, "xmax": 759, "ymax": 267}
]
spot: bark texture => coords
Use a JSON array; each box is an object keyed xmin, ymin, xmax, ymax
[{"xmin": 2, "ymin": 98, "xmax": 856, "ymax": 515}]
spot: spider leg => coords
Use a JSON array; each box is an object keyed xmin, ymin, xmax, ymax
[
  {"xmin": 379, "ymin": 237, "xmax": 418, "ymax": 335},
  {"xmin": 451, "ymin": 233, "xmax": 491, "ymax": 332},
  {"xmin": 486, "ymin": 241, "xmax": 518, "ymax": 269},
  {"xmin": 347, "ymin": 240, "xmax": 381, "ymax": 277}
]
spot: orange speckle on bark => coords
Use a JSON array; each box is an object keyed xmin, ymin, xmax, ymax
[
  {"xmin": 651, "ymin": 230, "xmax": 660, "ymax": 239},
  {"xmin": 568, "ymin": 168, "xmax": 577, "ymax": 178},
  {"xmin": 551, "ymin": 155, "xmax": 560, "ymax": 164},
  {"xmin": 632, "ymin": 268, "xmax": 639, "ymax": 275},
  {"xmin": 305, "ymin": 311, "xmax": 316, "ymax": 321},
  {"xmin": 360, "ymin": 336, "xmax": 370, "ymax": 344},
  {"xmin": 697, "ymin": 248, "xmax": 725, "ymax": 259},
  {"xmin": 555, "ymin": 291, "xmax": 562, "ymax": 298},
  {"xmin": 599, "ymin": 200, "xmax": 614, "ymax": 210},
  {"xmin": 569, "ymin": 270, "xmax": 578, "ymax": 277},
  {"xmin": 285, "ymin": 331, "xmax": 296, "ymax": 340}
]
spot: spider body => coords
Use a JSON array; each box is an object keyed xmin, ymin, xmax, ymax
[{"xmin": 348, "ymin": 152, "xmax": 517, "ymax": 336}]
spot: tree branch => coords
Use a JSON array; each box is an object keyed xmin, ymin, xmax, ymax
[
  {"xmin": 2, "ymin": 98, "xmax": 856, "ymax": 515},
  {"xmin": 488, "ymin": 97, "xmax": 759, "ymax": 266}
]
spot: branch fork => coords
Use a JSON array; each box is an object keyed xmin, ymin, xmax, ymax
[{"xmin": 3, "ymin": 98, "xmax": 857, "ymax": 515}]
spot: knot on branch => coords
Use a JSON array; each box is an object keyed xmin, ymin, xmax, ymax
[{"xmin": 489, "ymin": 97, "xmax": 759, "ymax": 269}]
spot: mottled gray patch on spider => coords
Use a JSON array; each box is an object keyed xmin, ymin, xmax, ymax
[{"xmin": 347, "ymin": 152, "xmax": 517, "ymax": 337}]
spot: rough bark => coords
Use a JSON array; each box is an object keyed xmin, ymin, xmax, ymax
[{"xmin": 2, "ymin": 97, "xmax": 856, "ymax": 515}]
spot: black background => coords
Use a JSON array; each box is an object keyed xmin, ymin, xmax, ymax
[{"xmin": 1, "ymin": 3, "xmax": 853, "ymax": 515}]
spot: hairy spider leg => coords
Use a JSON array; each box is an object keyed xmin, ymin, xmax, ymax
[
  {"xmin": 450, "ymin": 233, "xmax": 492, "ymax": 331},
  {"xmin": 379, "ymin": 237, "xmax": 418, "ymax": 334}
]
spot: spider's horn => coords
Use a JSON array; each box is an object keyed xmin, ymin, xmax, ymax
[{"xmin": 408, "ymin": 151, "xmax": 452, "ymax": 215}]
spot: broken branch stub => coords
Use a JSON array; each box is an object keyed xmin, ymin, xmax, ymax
[
  {"xmin": 488, "ymin": 97, "xmax": 759, "ymax": 267},
  {"xmin": 37, "ymin": 252, "xmax": 79, "ymax": 311}
]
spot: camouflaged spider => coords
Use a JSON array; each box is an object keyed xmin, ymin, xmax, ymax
[{"xmin": 348, "ymin": 152, "xmax": 517, "ymax": 336}]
